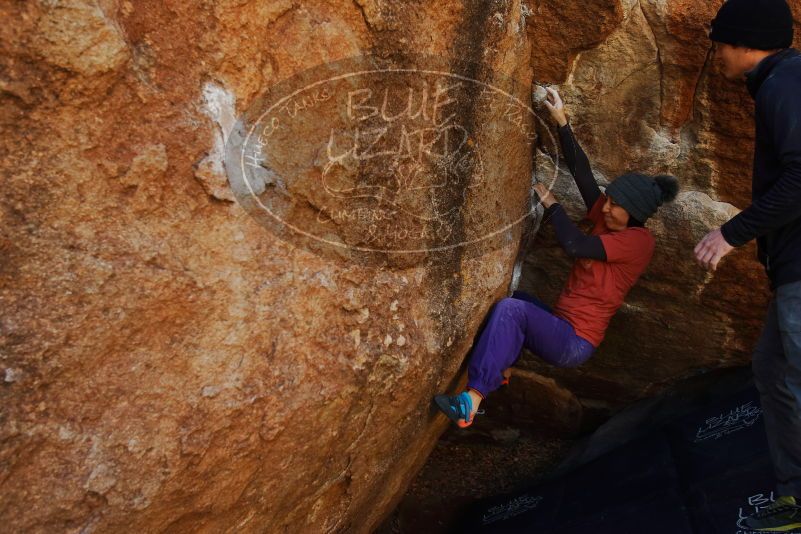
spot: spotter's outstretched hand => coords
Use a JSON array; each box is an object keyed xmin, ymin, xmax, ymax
[{"xmin": 694, "ymin": 228, "xmax": 734, "ymax": 271}]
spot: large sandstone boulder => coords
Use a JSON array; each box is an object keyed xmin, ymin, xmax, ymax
[{"xmin": 1, "ymin": 0, "xmax": 537, "ymax": 532}]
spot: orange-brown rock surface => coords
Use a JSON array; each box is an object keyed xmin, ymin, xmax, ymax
[
  {"xmin": 1, "ymin": 1, "xmax": 534, "ymax": 532},
  {"xmin": 2, "ymin": 0, "xmax": 801, "ymax": 532}
]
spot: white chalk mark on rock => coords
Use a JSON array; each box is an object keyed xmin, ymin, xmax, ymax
[{"xmin": 195, "ymin": 82, "xmax": 238, "ymax": 201}]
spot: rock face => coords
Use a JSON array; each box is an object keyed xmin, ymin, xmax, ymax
[
  {"xmin": 1, "ymin": 1, "xmax": 534, "ymax": 532},
  {"xmin": 1, "ymin": 1, "xmax": 800, "ymax": 532}
]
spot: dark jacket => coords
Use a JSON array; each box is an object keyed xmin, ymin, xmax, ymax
[{"xmin": 721, "ymin": 48, "xmax": 801, "ymax": 289}]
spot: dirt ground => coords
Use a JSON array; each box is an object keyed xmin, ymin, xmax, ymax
[{"xmin": 376, "ymin": 419, "xmax": 574, "ymax": 534}]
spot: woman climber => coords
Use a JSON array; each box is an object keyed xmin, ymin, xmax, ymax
[{"xmin": 433, "ymin": 87, "xmax": 679, "ymax": 428}]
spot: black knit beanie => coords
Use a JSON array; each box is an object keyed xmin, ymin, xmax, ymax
[
  {"xmin": 710, "ymin": 0, "xmax": 794, "ymax": 50},
  {"xmin": 605, "ymin": 174, "xmax": 679, "ymax": 224}
]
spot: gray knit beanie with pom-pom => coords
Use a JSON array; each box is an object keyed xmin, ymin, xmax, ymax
[{"xmin": 605, "ymin": 173, "xmax": 679, "ymax": 223}]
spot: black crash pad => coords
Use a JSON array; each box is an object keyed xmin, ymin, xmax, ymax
[{"xmin": 455, "ymin": 366, "xmax": 786, "ymax": 533}]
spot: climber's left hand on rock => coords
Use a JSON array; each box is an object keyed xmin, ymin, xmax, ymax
[
  {"xmin": 533, "ymin": 183, "xmax": 557, "ymax": 208},
  {"xmin": 543, "ymin": 87, "xmax": 568, "ymax": 128}
]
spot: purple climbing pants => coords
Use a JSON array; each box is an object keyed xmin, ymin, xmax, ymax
[{"xmin": 466, "ymin": 292, "xmax": 596, "ymax": 398}]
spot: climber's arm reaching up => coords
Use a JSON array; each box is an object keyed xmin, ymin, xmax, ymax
[
  {"xmin": 533, "ymin": 183, "xmax": 607, "ymax": 261},
  {"xmin": 543, "ymin": 87, "xmax": 602, "ymax": 213}
]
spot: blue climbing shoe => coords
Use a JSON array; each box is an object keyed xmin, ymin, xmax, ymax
[{"xmin": 433, "ymin": 391, "xmax": 483, "ymax": 428}]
